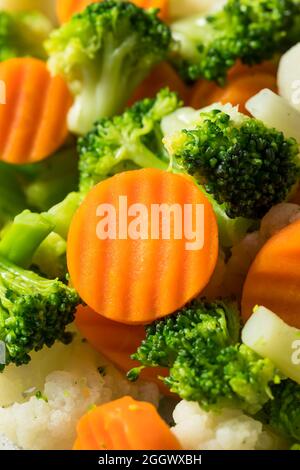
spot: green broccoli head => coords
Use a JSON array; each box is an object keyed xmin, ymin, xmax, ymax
[
  {"xmin": 0, "ymin": 256, "xmax": 79, "ymax": 368},
  {"xmin": 164, "ymin": 108, "xmax": 300, "ymax": 219},
  {"xmin": 264, "ymin": 380, "xmax": 300, "ymax": 442},
  {"xmin": 130, "ymin": 299, "xmax": 280, "ymax": 414},
  {"xmin": 0, "ymin": 10, "xmax": 52, "ymax": 62},
  {"xmin": 132, "ymin": 299, "xmax": 241, "ymax": 368},
  {"xmin": 78, "ymin": 88, "xmax": 181, "ymax": 194},
  {"xmin": 170, "ymin": 0, "xmax": 300, "ymax": 83},
  {"xmin": 46, "ymin": 1, "xmax": 172, "ymax": 135},
  {"xmin": 168, "ymin": 343, "xmax": 278, "ymax": 414}
]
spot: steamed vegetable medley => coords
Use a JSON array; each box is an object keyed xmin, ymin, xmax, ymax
[{"xmin": 0, "ymin": 0, "xmax": 300, "ymax": 451}]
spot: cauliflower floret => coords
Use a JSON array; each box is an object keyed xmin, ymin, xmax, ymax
[
  {"xmin": 172, "ymin": 401, "xmax": 285, "ymax": 450},
  {"xmin": 0, "ymin": 329, "xmax": 159, "ymax": 450}
]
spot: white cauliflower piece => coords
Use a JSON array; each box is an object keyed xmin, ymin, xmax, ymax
[
  {"xmin": 172, "ymin": 401, "xmax": 284, "ymax": 450},
  {"xmin": 0, "ymin": 330, "xmax": 159, "ymax": 450},
  {"xmin": 278, "ymin": 43, "xmax": 300, "ymax": 113}
]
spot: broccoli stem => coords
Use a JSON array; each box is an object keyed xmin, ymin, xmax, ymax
[
  {"xmin": 68, "ymin": 33, "xmax": 159, "ymax": 135},
  {"xmin": 46, "ymin": 192, "xmax": 80, "ymax": 240},
  {"xmin": 119, "ymin": 142, "xmax": 169, "ymax": 173},
  {"xmin": 0, "ymin": 192, "xmax": 80, "ymax": 277},
  {"xmin": 32, "ymin": 232, "xmax": 67, "ymax": 280},
  {"xmin": 206, "ymin": 193, "xmax": 256, "ymax": 248},
  {"xmin": 0, "ymin": 211, "xmax": 54, "ymax": 269}
]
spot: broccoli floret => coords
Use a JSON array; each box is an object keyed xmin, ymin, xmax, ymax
[
  {"xmin": 264, "ymin": 380, "xmax": 300, "ymax": 442},
  {"xmin": 0, "ymin": 256, "xmax": 79, "ymax": 368},
  {"xmin": 291, "ymin": 443, "xmax": 300, "ymax": 450},
  {"xmin": 170, "ymin": 0, "xmax": 300, "ymax": 83},
  {"xmin": 0, "ymin": 10, "xmax": 52, "ymax": 62},
  {"xmin": 78, "ymin": 88, "xmax": 181, "ymax": 194},
  {"xmin": 0, "ymin": 195, "xmax": 80, "ymax": 368},
  {"xmin": 46, "ymin": 1, "xmax": 172, "ymax": 135},
  {"xmin": 130, "ymin": 299, "xmax": 281, "ymax": 414},
  {"xmin": 131, "ymin": 299, "xmax": 241, "ymax": 367},
  {"xmin": 164, "ymin": 108, "xmax": 300, "ymax": 219}
]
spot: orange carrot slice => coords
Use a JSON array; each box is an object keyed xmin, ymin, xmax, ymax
[
  {"xmin": 0, "ymin": 58, "xmax": 72, "ymax": 164},
  {"xmin": 68, "ymin": 168, "xmax": 218, "ymax": 324},
  {"xmin": 129, "ymin": 62, "xmax": 190, "ymax": 105},
  {"xmin": 190, "ymin": 62, "xmax": 277, "ymax": 114},
  {"xmin": 75, "ymin": 305, "xmax": 170, "ymax": 392},
  {"xmin": 73, "ymin": 396, "xmax": 181, "ymax": 450},
  {"xmin": 227, "ymin": 61, "xmax": 277, "ymax": 80},
  {"xmin": 57, "ymin": 0, "xmax": 168, "ymax": 24},
  {"xmin": 242, "ymin": 219, "xmax": 300, "ymax": 328}
]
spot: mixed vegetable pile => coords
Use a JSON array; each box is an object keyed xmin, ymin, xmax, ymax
[{"xmin": 0, "ymin": 0, "xmax": 300, "ymax": 451}]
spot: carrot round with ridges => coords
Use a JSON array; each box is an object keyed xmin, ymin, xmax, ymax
[
  {"xmin": 242, "ymin": 219, "xmax": 300, "ymax": 328},
  {"xmin": 73, "ymin": 396, "xmax": 181, "ymax": 450},
  {"xmin": 0, "ymin": 57, "xmax": 72, "ymax": 164},
  {"xmin": 68, "ymin": 168, "xmax": 218, "ymax": 324}
]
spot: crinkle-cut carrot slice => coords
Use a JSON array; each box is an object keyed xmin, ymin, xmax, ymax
[
  {"xmin": 242, "ymin": 219, "xmax": 300, "ymax": 328},
  {"xmin": 68, "ymin": 168, "xmax": 218, "ymax": 325},
  {"xmin": 0, "ymin": 57, "xmax": 72, "ymax": 164}
]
